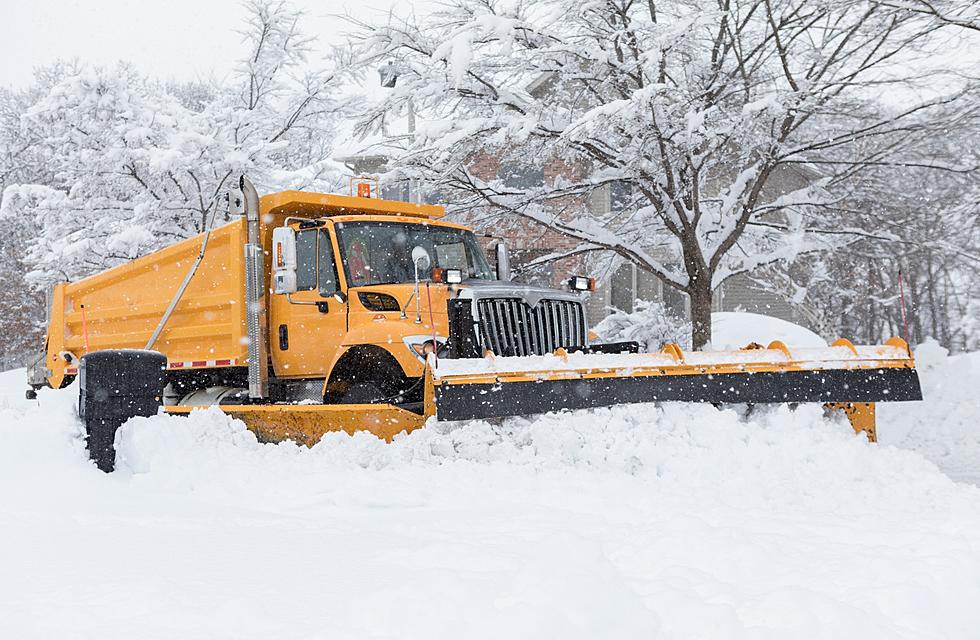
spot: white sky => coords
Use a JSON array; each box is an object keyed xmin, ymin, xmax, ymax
[
  {"xmin": 1, "ymin": 0, "xmax": 975, "ymax": 93},
  {"xmin": 0, "ymin": 0, "xmax": 416, "ymax": 87}
]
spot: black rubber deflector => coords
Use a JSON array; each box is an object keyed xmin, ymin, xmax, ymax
[{"xmin": 433, "ymin": 367, "xmax": 923, "ymax": 422}]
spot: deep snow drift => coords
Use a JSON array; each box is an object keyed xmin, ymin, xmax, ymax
[
  {"xmin": 1, "ymin": 350, "xmax": 979, "ymax": 638},
  {"xmin": 878, "ymin": 340, "xmax": 980, "ymax": 485}
]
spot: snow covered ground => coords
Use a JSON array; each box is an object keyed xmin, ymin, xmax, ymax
[
  {"xmin": 1, "ymin": 349, "xmax": 979, "ymax": 638},
  {"xmin": 879, "ymin": 340, "xmax": 980, "ymax": 486}
]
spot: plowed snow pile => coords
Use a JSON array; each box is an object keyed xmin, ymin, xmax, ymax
[
  {"xmin": 1, "ymin": 357, "xmax": 979, "ymax": 639},
  {"xmin": 879, "ymin": 340, "xmax": 980, "ymax": 485}
]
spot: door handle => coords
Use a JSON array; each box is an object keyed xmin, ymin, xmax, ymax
[
  {"xmin": 316, "ymin": 302, "xmax": 329, "ymax": 314},
  {"xmin": 278, "ymin": 324, "xmax": 288, "ymax": 350}
]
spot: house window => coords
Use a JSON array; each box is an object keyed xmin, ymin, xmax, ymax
[
  {"xmin": 609, "ymin": 181, "xmax": 633, "ymax": 212},
  {"xmin": 590, "ymin": 180, "xmax": 635, "ymax": 215},
  {"xmin": 499, "ymin": 163, "xmax": 544, "ymax": 189},
  {"xmin": 610, "ymin": 262, "xmax": 664, "ymax": 313},
  {"xmin": 610, "ymin": 263, "xmax": 635, "ymax": 312}
]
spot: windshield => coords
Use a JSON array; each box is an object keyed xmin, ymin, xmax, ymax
[{"xmin": 335, "ymin": 221, "xmax": 494, "ymax": 287}]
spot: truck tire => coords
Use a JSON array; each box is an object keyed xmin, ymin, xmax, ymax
[
  {"xmin": 326, "ymin": 345, "xmax": 416, "ymax": 404},
  {"xmin": 339, "ymin": 381, "xmax": 387, "ymax": 404},
  {"xmin": 79, "ymin": 350, "xmax": 167, "ymax": 472}
]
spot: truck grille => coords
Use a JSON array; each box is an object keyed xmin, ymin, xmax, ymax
[{"xmin": 476, "ymin": 298, "xmax": 587, "ymax": 357}]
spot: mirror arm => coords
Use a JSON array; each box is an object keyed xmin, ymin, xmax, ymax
[
  {"xmin": 401, "ymin": 289, "xmax": 415, "ymax": 319},
  {"xmin": 413, "ymin": 263, "xmax": 423, "ymax": 324}
]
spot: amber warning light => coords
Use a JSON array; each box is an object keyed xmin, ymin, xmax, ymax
[{"xmin": 348, "ymin": 176, "xmax": 379, "ymax": 198}]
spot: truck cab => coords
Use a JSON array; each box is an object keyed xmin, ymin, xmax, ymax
[{"xmin": 265, "ymin": 202, "xmax": 589, "ymax": 406}]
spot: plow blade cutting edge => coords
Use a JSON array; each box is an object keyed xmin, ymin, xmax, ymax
[{"xmin": 426, "ymin": 337, "xmax": 921, "ymax": 440}]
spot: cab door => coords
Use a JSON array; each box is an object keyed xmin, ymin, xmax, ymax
[{"xmin": 269, "ymin": 227, "xmax": 347, "ymax": 378}]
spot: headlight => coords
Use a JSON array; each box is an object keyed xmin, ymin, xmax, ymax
[
  {"xmin": 403, "ymin": 336, "xmax": 448, "ymax": 361},
  {"xmin": 569, "ymin": 275, "xmax": 595, "ymax": 291},
  {"xmin": 431, "ymin": 268, "xmax": 464, "ymax": 284}
]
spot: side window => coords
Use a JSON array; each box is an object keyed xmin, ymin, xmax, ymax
[
  {"xmin": 295, "ymin": 230, "xmax": 317, "ymax": 291},
  {"xmin": 318, "ymin": 230, "xmax": 339, "ymax": 295}
]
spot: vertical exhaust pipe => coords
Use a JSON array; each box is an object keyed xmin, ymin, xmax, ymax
[
  {"xmin": 240, "ymin": 176, "xmax": 269, "ymax": 399},
  {"xmin": 495, "ymin": 242, "xmax": 511, "ymax": 281},
  {"xmin": 242, "ymin": 176, "xmax": 260, "ymax": 245}
]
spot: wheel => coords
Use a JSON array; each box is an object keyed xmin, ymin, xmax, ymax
[
  {"xmin": 325, "ymin": 345, "xmax": 419, "ymax": 405},
  {"xmin": 79, "ymin": 350, "xmax": 167, "ymax": 472},
  {"xmin": 339, "ymin": 381, "xmax": 388, "ymax": 404}
]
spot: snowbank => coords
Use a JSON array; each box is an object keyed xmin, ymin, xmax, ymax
[
  {"xmin": 710, "ymin": 311, "xmax": 826, "ymax": 349},
  {"xmin": 593, "ymin": 307, "xmax": 826, "ymax": 351},
  {"xmin": 2, "ymin": 364, "xmax": 980, "ymax": 638},
  {"xmin": 879, "ymin": 339, "xmax": 980, "ymax": 485}
]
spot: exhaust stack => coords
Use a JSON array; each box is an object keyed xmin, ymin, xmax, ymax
[{"xmin": 240, "ymin": 177, "xmax": 269, "ymax": 399}]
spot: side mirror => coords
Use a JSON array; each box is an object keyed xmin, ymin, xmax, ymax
[
  {"xmin": 496, "ymin": 242, "xmax": 511, "ymax": 281},
  {"xmin": 412, "ymin": 246, "xmax": 431, "ymax": 272},
  {"xmin": 272, "ymin": 227, "xmax": 297, "ymax": 294},
  {"xmin": 227, "ymin": 187, "xmax": 246, "ymax": 216}
]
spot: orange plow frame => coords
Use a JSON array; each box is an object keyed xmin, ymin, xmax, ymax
[{"xmin": 165, "ymin": 337, "xmax": 920, "ymax": 445}]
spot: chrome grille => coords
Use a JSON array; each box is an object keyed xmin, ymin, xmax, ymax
[{"xmin": 476, "ymin": 298, "xmax": 586, "ymax": 357}]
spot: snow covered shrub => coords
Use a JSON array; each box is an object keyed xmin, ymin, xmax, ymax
[{"xmin": 592, "ymin": 300, "xmax": 691, "ymax": 351}]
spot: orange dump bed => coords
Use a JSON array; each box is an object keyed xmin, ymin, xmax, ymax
[{"xmin": 45, "ymin": 219, "xmax": 250, "ymax": 387}]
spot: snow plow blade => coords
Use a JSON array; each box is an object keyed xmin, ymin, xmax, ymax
[
  {"xmin": 427, "ymin": 337, "xmax": 921, "ymax": 439},
  {"xmin": 165, "ymin": 403, "xmax": 426, "ymax": 445}
]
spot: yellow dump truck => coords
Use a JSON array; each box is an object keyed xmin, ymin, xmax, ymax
[{"xmin": 28, "ymin": 178, "xmax": 922, "ymax": 471}]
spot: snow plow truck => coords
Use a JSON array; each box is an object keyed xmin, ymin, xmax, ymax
[{"xmin": 27, "ymin": 178, "xmax": 923, "ymax": 471}]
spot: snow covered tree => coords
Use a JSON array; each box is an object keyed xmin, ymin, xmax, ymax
[
  {"xmin": 347, "ymin": 0, "xmax": 962, "ymax": 348},
  {"xmin": 876, "ymin": 0, "xmax": 979, "ymax": 31},
  {"xmin": 0, "ymin": 0, "xmax": 345, "ymax": 286},
  {"xmin": 0, "ymin": 66, "xmax": 82, "ymax": 366},
  {"xmin": 744, "ymin": 93, "xmax": 980, "ymax": 351},
  {"xmin": 0, "ymin": 0, "xmax": 349, "ymax": 364}
]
